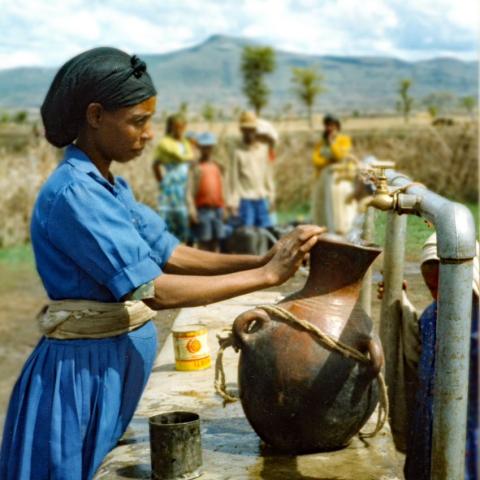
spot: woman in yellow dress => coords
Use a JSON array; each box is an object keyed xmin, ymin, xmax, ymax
[
  {"xmin": 311, "ymin": 114, "xmax": 355, "ymax": 234},
  {"xmin": 152, "ymin": 114, "xmax": 195, "ymax": 242}
]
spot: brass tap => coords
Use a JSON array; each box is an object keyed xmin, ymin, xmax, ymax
[
  {"xmin": 356, "ymin": 160, "xmax": 423, "ymax": 214},
  {"xmin": 358, "ymin": 160, "xmax": 396, "ymax": 211}
]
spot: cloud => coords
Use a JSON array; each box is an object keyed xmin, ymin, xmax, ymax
[
  {"xmin": 236, "ymin": 0, "xmax": 477, "ymax": 59},
  {"xmin": 1, "ymin": 0, "xmax": 477, "ymax": 70},
  {"xmin": 386, "ymin": 0, "xmax": 478, "ymax": 55},
  {"xmin": 0, "ymin": 51, "xmax": 44, "ymax": 70}
]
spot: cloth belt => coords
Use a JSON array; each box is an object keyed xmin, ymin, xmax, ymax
[{"xmin": 37, "ymin": 299, "xmax": 156, "ymax": 339}]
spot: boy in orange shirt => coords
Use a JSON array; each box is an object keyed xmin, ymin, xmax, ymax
[{"xmin": 187, "ymin": 132, "xmax": 225, "ymax": 251}]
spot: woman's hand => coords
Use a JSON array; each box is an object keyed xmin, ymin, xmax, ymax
[
  {"xmin": 152, "ymin": 161, "xmax": 164, "ymax": 183},
  {"xmin": 376, "ymin": 281, "xmax": 385, "ymax": 300},
  {"xmin": 262, "ymin": 225, "xmax": 325, "ymax": 265},
  {"xmin": 227, "ymin": 206, "xmax": 238, "ymax": 218},
  {"xmin": 262, "ymin": 225, "xmax": 326, "ymax": 285},
  {"xmin": 189, "ymin": 212, "xmax": 198, "ymax": 225}
]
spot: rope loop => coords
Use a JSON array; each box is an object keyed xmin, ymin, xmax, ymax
[{"xmin": 214, "ymin": 331, "xmax": 238, "ymax": 404}]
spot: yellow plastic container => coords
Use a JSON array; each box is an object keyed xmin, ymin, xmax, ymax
[{"xmin": 172, "ymin": 324, "xmax": 211, "ymax": 371}]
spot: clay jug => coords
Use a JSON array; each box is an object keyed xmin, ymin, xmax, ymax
[{"xmin": 232, "ymin": 235, "xmax": 384, "ymax": 453}]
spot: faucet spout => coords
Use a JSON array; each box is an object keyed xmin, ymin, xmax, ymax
[
  {"xmin": 368, "ymin": 192, "xmax": 395, "ymax": 211},
  {"xmin": 357, "ymin": 191, "xmax": 395, "ymax": 212},
  {"xmin": 357, "ymin": 195, "xmax": 374, "ymax": 213}
]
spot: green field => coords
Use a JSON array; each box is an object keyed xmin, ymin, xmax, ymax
[{"xmin": 0, "ymin": 243, "xmax": 35, "ymax": 265}]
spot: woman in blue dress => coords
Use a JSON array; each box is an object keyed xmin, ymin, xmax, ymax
[{"xmin": 0, "ymin": 47, "xmax": 324, "ymax": 480}]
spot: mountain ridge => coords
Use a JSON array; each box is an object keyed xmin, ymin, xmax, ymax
[{"xmin": 0, "ymin": 34, "xmax": 477, "ymax": 113}]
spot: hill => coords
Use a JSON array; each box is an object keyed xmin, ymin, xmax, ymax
[{"xmin": 0, "ymin": 34, "xmax": 477, "ymax": 114}]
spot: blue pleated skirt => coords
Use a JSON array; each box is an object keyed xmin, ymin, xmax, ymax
[{"xmin": 0, "ymin": 320, "xmax": 157, "ymax": 480}]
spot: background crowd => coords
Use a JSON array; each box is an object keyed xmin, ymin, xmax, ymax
[{"xmin": 152, "ymin": 110, "xmax": 354, "ymax": 253}]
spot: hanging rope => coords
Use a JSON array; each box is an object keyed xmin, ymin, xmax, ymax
[
  {"xmin": 214, "ymin": 304, "xmax": 389, "ymax": 438},
  {"xmin": 214, "ymin": 330, "xmax": 239, "ymax": 404}
]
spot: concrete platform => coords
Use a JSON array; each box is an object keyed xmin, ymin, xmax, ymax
[{"xmin": 95, "ymin": 291, "xmax": 403, "ymax": 480}]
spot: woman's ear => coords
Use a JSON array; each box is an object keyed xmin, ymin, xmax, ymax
[{"xmin": 85, "ymin": 102, "xmax": 104, "ymax": 129}]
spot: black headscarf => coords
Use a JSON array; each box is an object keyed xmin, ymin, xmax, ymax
[{"xmin": 41, "ymin": 47, "xmax": 157, "ymax": 147}]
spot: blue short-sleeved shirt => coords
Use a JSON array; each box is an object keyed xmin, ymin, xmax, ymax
[{"xmin": 31, "ymin": 145, "xmax": 179, "ymax": 302}]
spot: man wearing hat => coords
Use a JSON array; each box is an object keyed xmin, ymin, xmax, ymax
[
  {"xmin": 226, "ymin": 111, "xmax": 275, "ymax": 229},
  {"xmin": 186, "ymin": 132, "xmax": 225, "ymax": 251}
]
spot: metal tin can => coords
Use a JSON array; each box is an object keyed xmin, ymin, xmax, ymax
[
  {"xmin": 149, "ymin": 411, "xmax": 202, "ymax": 479},
  {"xmin": 172, "ymin": 324, "xmax": 211, "ymax": 371}
]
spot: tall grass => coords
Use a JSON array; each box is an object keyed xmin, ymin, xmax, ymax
[{"xmin": 0, "ymin": 122, "xmax": 477, "ymax": 247}]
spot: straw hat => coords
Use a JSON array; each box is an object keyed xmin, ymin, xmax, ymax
[{"xmin": 239, "ymin": 111, "xmax": 257, "ymax": 129}]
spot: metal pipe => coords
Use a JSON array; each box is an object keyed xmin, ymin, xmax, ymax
[
  {"xmin": 379, "ymin": 211, "xmax": 407, "ymax": 414},
  {"xmin": 386, "ymin": 172, "xmax": 476, "ymax": 258},
  {"xmin": 360, "ymin": 207, "xmax": 375, "ymax": 315},
  {"xmin": 384, "ymin": 170, "xmax": 476, "ymax": 479},
  {"xmin": 432, "ymin": 260, "xmax": 474, "ymax": 479}
]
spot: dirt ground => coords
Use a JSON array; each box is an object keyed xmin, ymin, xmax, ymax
[{"xmin": 0, "ymin": 254, "xmax": 432, "ymax": 441}]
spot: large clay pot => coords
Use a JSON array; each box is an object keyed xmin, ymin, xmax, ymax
[{"xmin": 232, "ymin": 235, "xmax": 384, "ymax": 453}]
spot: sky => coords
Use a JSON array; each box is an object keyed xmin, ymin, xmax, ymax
[{"xmin": 1, "ymin": 0, "xmax": 478, "ymax": 70}]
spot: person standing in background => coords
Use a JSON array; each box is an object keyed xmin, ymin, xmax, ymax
[
  {"xmin": 152, "ymin": 113, "xmax": 194, "ymax": 242},
  {"xmin": 256, "ymin": 118, "xmax": 279, "ymax": 225},
  {"xmin": 187, "ymin": 132, "xmax": 225, "ymax": 251},
  {"xmin": 311, "ymin": 114, "xmax": 354, "ymax": 234},
  {"xmin": 226, "ymin": 111, "xmax": 275, "ymax": 229}
]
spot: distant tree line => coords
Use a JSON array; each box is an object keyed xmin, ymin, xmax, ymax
[
  {"xmin": 239, "ymin": 46, "xmax": 476, "ymax": 128},
  {"xmin": 396, "ymin": 78, "xmax": 477, "ymax": 123},
  {"xmin": 154, "ymin": 53, "xmax": 477, "ymax": 127},
  {"xmin": 0, "ymin": 110, "xmax": 29, "ymax": 124}
]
